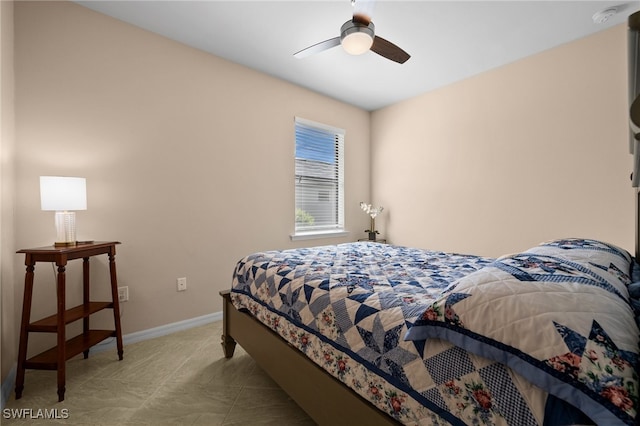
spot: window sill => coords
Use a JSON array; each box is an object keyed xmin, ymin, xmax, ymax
[{"xmin": 290, "ymin": 230, "xmax": 349, "ymax": 241}]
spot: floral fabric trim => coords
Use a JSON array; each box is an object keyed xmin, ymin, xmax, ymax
[{"xmin": 232, "ymin": 293, "xmax": 449, "ymax": 424}]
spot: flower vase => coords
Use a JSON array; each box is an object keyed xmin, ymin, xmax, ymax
[{"xmin": 368, "ymin": 217, "xmax": 377, "ymax": 241}]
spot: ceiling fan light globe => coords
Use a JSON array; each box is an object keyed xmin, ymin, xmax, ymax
[{"xmin": 342, "ymin": 32, "xmax": 373, "ymax": 55}]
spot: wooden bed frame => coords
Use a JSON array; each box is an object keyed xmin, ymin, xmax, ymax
[
  {"xmin": 220, "ymin": 191, "xmax": 640, "ymax": 424},
  {"xmin": 636, "ymin": 189, "xmax": 640, "ymax": 261},
  {"xmin": 220, "ymin": 290, "xmax": 400, "ymax": 425}
]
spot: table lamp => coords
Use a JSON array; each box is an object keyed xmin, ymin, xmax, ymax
[{"xmin": 40, "ymin": 176, "xmax": 87, "ymax": 246}]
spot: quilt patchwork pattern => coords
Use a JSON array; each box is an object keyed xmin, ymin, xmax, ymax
[
  {"xmin": 231, "ymin": 242, "xmax": 557, "ymax": 425},
  {"xmin": 406, "ymin": 238, "xmax": 640, "ymax": 426}
]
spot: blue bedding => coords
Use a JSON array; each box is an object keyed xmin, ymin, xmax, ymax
[{"xmin": 230, "ymin": 239, "xmax": 639, "ymax": 425}]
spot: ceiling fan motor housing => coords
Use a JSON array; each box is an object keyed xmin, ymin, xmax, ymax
[{"xmin": 340, "ymin": 20, "xmax": 375, "ymax": 55}]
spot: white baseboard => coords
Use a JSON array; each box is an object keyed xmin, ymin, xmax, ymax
[
  {"xmin": 0, "ymin": 311, "xmax": 222, "ymax": 409},
  {"xmin": 1, "ymin": 365, "xmax": 16, "ymax": 410},
  {"xmin": 90, "ymin": 311, "xmax": 222, "ymax": 353}
]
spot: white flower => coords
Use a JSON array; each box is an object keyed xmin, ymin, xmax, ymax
[{"xmin": 360, "ymin": 202, "xmax": 384, "ymax": 219}]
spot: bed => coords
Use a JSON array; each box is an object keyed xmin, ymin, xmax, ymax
[{"xmin": 221, "ymin": 237, "xmax": 640, "ymax": 425}]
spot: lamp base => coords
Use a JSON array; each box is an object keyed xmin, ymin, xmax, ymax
[
  {"xmin": 54, "ymin": 241, "xmax": 77, "ymax": 247},
  {"xmin": 53, "ymin": 211, "xmax": 77, "ymax": 247}
]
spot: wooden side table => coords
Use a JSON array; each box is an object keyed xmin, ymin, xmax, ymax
[{"xmin": 15, "ymin": 241, "xmax": 124, "ymax": 402}]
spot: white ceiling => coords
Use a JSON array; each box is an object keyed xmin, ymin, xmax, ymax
[{"xmin": 76, "ymin": 1, "xmax": 638, "ymax": 111}]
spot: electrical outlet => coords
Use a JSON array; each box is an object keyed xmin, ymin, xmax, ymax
[
  {"xmin": 118, "ymin": 286, "xmax": 129, "ymax": 303},
  {"xmin": 177, "ymin": 277, "xmax": 187, "ymax": 292}
]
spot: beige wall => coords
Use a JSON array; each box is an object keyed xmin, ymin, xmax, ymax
[
  {"xmin": 372, "ymin": 24, "xmax": 633, "ymax": 257},
  {"xmin": 1, "ymin": 0, "xmax": 16, "ymax": 392},
  {"xmin": 10, "ymin": 1, "xmax": 371, "ymax": 360}
]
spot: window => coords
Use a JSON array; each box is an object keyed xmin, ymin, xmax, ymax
[{"xmin": 294, "ymin": 117, "xmax": 345, "ymax": 237}]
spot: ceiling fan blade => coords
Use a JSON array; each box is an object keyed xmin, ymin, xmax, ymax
[
  {"xmin": 294, "ymin": 37, "xmax": 341, "ymax": 59},
  {"xmin": 371, "ymin": 36, "xmax": 410, "ymax": 64}
]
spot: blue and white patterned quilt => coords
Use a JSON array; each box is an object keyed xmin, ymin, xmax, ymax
[{"xmin": 230, "ymin": 240, "xmax": 639, "ymax": 425}]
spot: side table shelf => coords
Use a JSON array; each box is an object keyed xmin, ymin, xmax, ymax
[
  {"xmin": 15, "ymin": 241, "xmax": 124, "ymax": 402},
  {"xmin": 25, "ymin": 330, "xmax": 115, "ymax": 370},
  {"xmin": 28, "ymin": 302, "xmax": 112, "ymax": 332}
]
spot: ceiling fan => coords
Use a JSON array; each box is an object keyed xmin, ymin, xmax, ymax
[{"xmin": 293, "ymin": 0, "xmax": 410, "ymax": 64}]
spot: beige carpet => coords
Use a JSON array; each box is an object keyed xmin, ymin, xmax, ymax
[{"xmin": 3, "ymin": 321, "xmax": 314, "ymax": 425}]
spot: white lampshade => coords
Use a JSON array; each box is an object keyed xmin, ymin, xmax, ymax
[
  {"xmin": 40, "ymin": 176, "xmax": 87, "ymax": 211},
  {"xmin": 40, "ymin": 176, "xmax": 87, "ymax": 246}
]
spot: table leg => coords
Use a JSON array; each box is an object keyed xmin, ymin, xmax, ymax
[
  {"xmin": 109, "ymin": 250, "xmax": 124, "ymax": 361},
  {"xmin": 15, "ymin": 260, "xmax": 35, "ymax": 399},
  {"xmin": 56, "ymin": 264, "xmax": 66, "ymax": 402},
  {"xmin": 82, "ymin": 257, "xmax": 90, "ymax": 359}
]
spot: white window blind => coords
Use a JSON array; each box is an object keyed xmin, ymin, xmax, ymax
[{"xmin": 294, "ymin": 117, "xmax": 345, "ymax": 234}]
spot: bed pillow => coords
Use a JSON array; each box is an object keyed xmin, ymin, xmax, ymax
[
  {"xmin": 405, "ymin": 239, "xmax": 639, "ymax": 426},
  {"xmin": 522, "ymin": 238, "xmax": 633, "ymax": 289}
]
